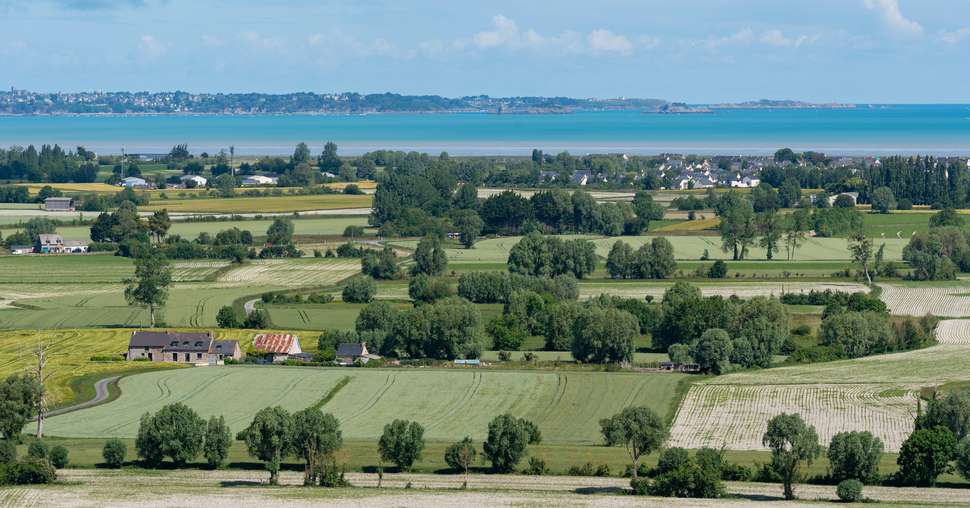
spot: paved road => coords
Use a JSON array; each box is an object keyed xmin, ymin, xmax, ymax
[
  {"xmin": 32, "ymin": 376, "xmax": 120, "ymax": 421},
  {"xmin": 244, "ymin": 298, "xmax": 260, "ymax": 316}
]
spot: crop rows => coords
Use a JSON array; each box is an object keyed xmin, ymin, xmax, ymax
[
  {"xmin": 171, "ymin": 261, "xmax": 231, "ymax": 282},
  {"xmin": 217, "ymin": 259, "xmax": 360, "ymax": 287},
  {"xmin": 668, "ymin": 384, "xmax": 918, "ymax": 451},
  {"xmin": 879, "ymin": 284, "xmax": 970, "ymax": 317},
  {"xmin": 933, "ymin": 319, "xmax": 970, "ymax": 345}
]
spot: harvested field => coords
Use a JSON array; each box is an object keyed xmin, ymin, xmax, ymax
[
  {"xmin": 17, "ymin": 469, "xmax": 970, "ymax": 507},
  {"xmin": 171, "ymin": 261, "xmax": 231, "ymax": 282},
  {"xmin": 217, "ymin": 259, "xmax": 359, "ymax": 287},
  {"xmin": 934, "ymin": 319, "xmax": 970, "ymax": 345},
  {"xmin": 668, "ymin": 384, "xmax": 918, "ymax": 451},
  {"xmin": 880, "ymin": 283, "xmax": 970, "ymax": 317}
]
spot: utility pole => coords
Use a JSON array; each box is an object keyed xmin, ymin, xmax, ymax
[
  {"xmin": 33, "ymin": 341, "xmax": 54, "ymax": 438},
  {"xmin": 229, "ymin": 145, "xmax": 235, "ymax": 177},
  {"xmin": 121, "ymin": 146, "xmax": 126, "ymax": 179}
]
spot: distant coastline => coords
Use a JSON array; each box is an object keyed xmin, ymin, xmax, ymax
[{"xmin": 0, "ymin": 89, "xmax": 861, "ymax": 116}]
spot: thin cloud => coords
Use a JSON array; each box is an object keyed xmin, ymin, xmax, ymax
[
  {"xmin": 938, "ymin": 27, "xmax": 970, "ymax": 44},
  {"xmin": 863, "ymin": 0, "xmax": 923, "ymax": 36},
  {"xmin": 587, "ymin": 29, "xmax": 633, "ymax": 54},
  {"xmin": 137, "ymin": 35, "xmax": 165, "ymax": 58},
  {"xmin": 759, "ymin": 29, "xmax": 819, "ymax": 48}
]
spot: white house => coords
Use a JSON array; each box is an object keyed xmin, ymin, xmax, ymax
[
  {"xmin": 241, "ymin": 175, "xmax": 278, "ymax": 186},
  {"xmin": 730, "ymin": 176, "xmax": 760, "ymax": 188},
  {"xmin": 119, "ymin": 176, "xmax": 149, "ymax": 188},
  {"xmin": 179, "ymin": 174, "xmax": 207, "ymax": 187}
]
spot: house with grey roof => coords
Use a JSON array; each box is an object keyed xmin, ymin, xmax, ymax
[
  {"xmin": 335, "ymin": 342, "xmax": 381, "ymax": 365},
  {"xmin": 126, "ymin": 331, "xmax": 241, "ymax": 364}
]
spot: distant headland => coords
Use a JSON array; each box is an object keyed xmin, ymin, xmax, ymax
[{"xmin": 0, "ymin": 89, "xmax": 855, "ymax": 116}]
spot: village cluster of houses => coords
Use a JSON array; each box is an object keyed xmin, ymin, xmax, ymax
[
  {"xmin": 115, "ymin": 174, "xmax": 279, "ymax": 190},
  {"xmin": 124, "ymin": 330, "xmax": 380, "ymax": 366}
]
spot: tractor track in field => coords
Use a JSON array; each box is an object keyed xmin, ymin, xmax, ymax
[
  {"xmin": 342, "ymin": 373, "xmax": 397, "ymax": 424},
  {"xmin": 425, "ymin": 371, "xmax": 483, "ymax": 432}
]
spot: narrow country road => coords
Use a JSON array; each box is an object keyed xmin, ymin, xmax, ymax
[
  {"xmin": 31, "ymin": 376, "xmax": 120, "ymax": 420},
  {"xmin": 244, "ymin": 298, "xmax": 259, "ymax": 316}
]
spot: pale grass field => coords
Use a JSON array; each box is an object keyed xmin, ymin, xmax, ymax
[
  {"xmin": 3, "ymin": 469, "xmax": 967, "ymax": 507},
  {"xmin": 216, "ymin": 258, "xmax": 360, "ymax": 287},
  {"xmin": 668, "ymin": 319, "xmax": 970, "ymax": 452},
  {"xmin": 880, "ymin": 283, "xmax": 970, "ymax": 317}
]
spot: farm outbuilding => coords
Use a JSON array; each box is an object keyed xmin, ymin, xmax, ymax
[
  {"xmin": 252, "ymin": 333, "xmax": 302, "ymax": 363},
  {"xmin": 44, "ymin": 197, "xmax": 75, "ymax": 211},
  {"xmin": 336, "ymin": 342, "xmax": 381, "ymax": 365}
]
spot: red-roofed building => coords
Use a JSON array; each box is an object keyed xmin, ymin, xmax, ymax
[{"xmin": 252, "ymin": 333, "xmax": 302, "ymax": 363}]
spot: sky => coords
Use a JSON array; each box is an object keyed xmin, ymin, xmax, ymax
[{"xmin": 0, "ymin": 0, "xmax": 968, "ymax": 103}]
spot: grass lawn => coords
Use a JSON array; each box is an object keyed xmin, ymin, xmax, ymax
[
  {"xmin": 42, "ymin": 365, "xmax": 690, "ymax": 444},
  {"xmin": 0, "ymin": 254, "xmax": 133, "ymax": 283},
  {"xmin": 139, "ymin": 194, "xmax": 372, "ymax": 213}
]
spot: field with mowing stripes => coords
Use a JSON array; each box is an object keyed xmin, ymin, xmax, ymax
[
  {"xmin": 669, "ymin": 384, "xmax": 918, "ymax": 451},
  {"xmin": 217, "ymin": 258, "xmax": 360, "ymax": 287},
  {"xmin": 880, "ymin": 283, "xmax": 970, "ymax": 317},
  {"xmin": 42, "ymin": 366, "xmax": 690, "ymax": 443},
  {"xmin": 668, "ymin": 320, "xmax": 970, "ymax": 452}
]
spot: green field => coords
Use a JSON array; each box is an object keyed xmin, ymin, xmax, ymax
[
  {"xmin": 42, "ymin": 366, "xmax": 690, "ymax": 444},
  {"xmin": 0, "ymin": 257, "xmax": 360, "ymax": 329},
  {"xmin": 140, "ymin": 194, "xmax": 372, "ymax": 213},
  {"xmin": 392, "ymin": 235, "xmax": 908, "ymax": 265},
  {"xmin": 1, "ymin": 216, "xmax": 372, "ymax": 242}
]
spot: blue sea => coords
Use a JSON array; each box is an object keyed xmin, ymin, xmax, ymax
[{"xmin": 0, "ymin": 105, "xmax": 968, "ymax": 156}]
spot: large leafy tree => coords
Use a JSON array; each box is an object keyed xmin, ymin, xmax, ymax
[
  {"xmin": 135, "ymin": 403, "xmax": 205, "ymax": 466},
  {"xmin": 482, "ymin": 414, "xmax": 530, "ymax": 473},
  {"xmin": 762, "ymin": 413, "xmax": 821, "ymax": 500},
  {"xmin": 147, "ymin": 210, "xmax": 171, "ymax": 243},
  {"xmin": 378, "ymin": 419, "xmax": 425, "ymax": 471},
  {"xmin": 827, "ymin": 431, "xmax": 883, "ymax": 484},
  {"xmin": 411, "ymin": 236, "xmax": 448, "ymax": 276},
  {"xmin": 571, "ymin": 306, "xmax": 638, "ymax": 364},
  {"xmin": 292, "ymin": 408, "xmax": 343, "ymax": 485},
  {"xmin": 599, "ymin": 406, "xmax": 667, "ymax": 480},
  {"xmin": 203, "ymin": 415, "xmax": 232, "ymax": 469},
  {"xmin": 124, "ymin": 248, "xmax": 172, "ymax": 327},
  {"xmin": 266, "ymin": 218, "xmax": 294, "ymax": 246},
  {"xmin": 718, "ymin": 194, "xmax": 756, "ymax": 260},
  {"xmin": 757, "ymin": 210, "xmax": 782, "ymax": 260},
  {"xmin": 507, "ymin": 232, "xmax": 551, "ymax": 276},
  {"xmin": 897, "ymin": 426, "xmax": 956, "ymax": 486},
  {"xmin": 0, "ymin": 374, "xmax": 42, "ymax": 442},
  {"xmin": 243, "ymin": 406, "xmax": 294, "ymax": 485}
]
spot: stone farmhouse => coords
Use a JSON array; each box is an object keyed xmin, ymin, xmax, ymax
[{"xmin": 126, "ymin": 331, "xmax": 242, "ymax": 364}]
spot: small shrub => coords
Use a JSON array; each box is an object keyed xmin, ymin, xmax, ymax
[
  {"xmin": 102, "ymin": 438, "xmax": 127, "ymax": 468},
  {"xmin": 49, "ymin": 446, "xmax": 69, "ymax": 469},
  {"xmin": 0, "ymin": 440, "xmax": 16, "ymax": 464},
  {"xmin": 630, "ymin": 477, "xmax": 650, "ymax": 495},
  {"xmin": 497, "ymin": 351, "xmax": 512, "ymax": 362},
  {"xmin": 523, "ymin": 457, "xmax": 548, "ymax": 475},
  {"xmin": 26, "ymin": 441, "xmax": 49, "ymax": 461},
  {"xmin": 720, "ymin": 461, "xmax": 753, "ymax": 481},
  {"xmin": 4, "ymin": 459, "xmax": 56, "ymax": 484},
  {"xmin": 523, "ymin": 352, "xmax": 536, "ymax": 362},
  {"xmin": 791, "ymin": 324, "xmax": 811, "ymax": 336},
  {"xmin": 568, "ymin": 462, "xmax": 595, "ymax": 476},
  {"xmin": 836, "ymin": 479, "xmax": 864, "ymax": 502}
]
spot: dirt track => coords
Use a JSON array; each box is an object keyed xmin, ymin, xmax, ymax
[{"xmin": 4, "ymin": 469, "xmax": 967, "ymax": 507}]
